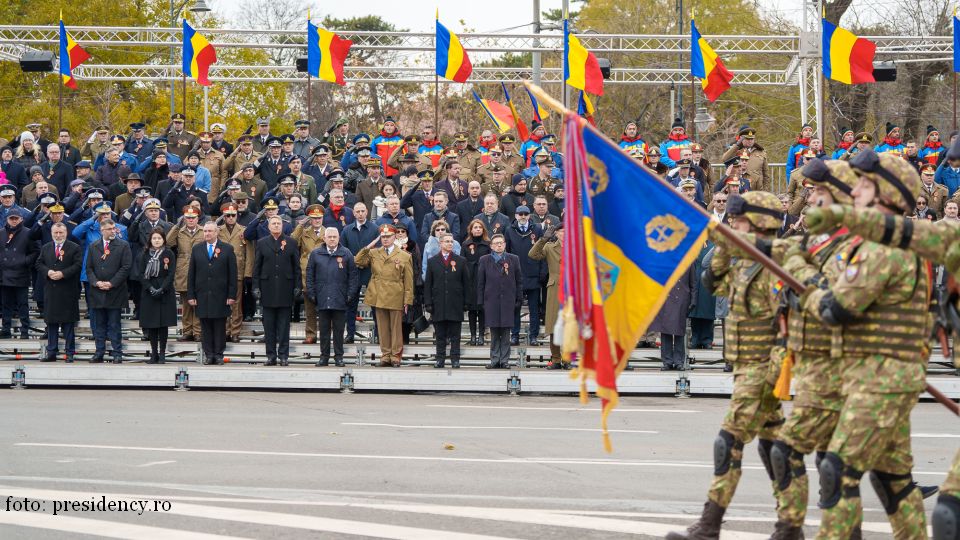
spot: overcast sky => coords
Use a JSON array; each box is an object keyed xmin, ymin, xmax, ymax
[{"xmin": 206, "ymin": 0, "xmax": 804, "ymax": 33}]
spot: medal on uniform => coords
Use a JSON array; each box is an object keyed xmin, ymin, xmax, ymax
[{"xmin": 337, "ymin": 256, "xmax": 343, "ymax": 269}]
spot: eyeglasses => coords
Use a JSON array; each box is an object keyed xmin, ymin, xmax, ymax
[
  {"xmin": 516, "ymin": 212, "xmax": 530, "ymax": 216},
  {"xmin": 435, "ymin": 228, "xmax": 447, "ymax": 232}
]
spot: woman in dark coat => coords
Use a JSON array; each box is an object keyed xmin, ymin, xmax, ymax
[
  {"xmin": 142, "ymin": 152, "xmax": 169, "ymax": 192},
  {"xmin": 476, "ymin": 235, "xmax": 522, "ymax": 368},
  {"xmin": 649, "ymin": 262, "xmax": 697, "ymax": 370},
  {"xmin": 138, "ymin": 229, "xmax": 177, "ymax": 363},
  {"xmin": 688, "ymin": 241, "xmax": 716, "ymax": 349},
  {"xmin": 461, "ymin": 218, "xmax": 490, "ymax": 345}
]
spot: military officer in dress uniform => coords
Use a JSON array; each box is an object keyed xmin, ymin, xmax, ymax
[
  {"xmin": 164, "ymin": 113, "xmax": 197, "ymax": 161},
  {"xmin": 355, "ymin": 224, "xmax": 414, "ymax": 367}
]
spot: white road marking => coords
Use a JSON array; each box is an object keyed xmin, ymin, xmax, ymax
[
  {"xmin": 137, "ymin": 460, "xmax": 177, "ymax": 468},
  {"xmin": 0, "ymin": 510, "xmax": 249, "ymax": 540},
  {"xmin": 0, "ymin": 485, "xmax": 523, "ymax": 540},
  {"xmin": 11, "ymin": 443, "xmax": 948, "ymax": 476},
  {"xmin": 912, "ymin": 433, "xmax": 960, "ymax": 438},
  {"xmin": 427, "ymin": 404, "xmax": 700, "ymax": 413},
  {"xmin": 342, "ymin": 422, "xmax": 658, "ymax": 434}
]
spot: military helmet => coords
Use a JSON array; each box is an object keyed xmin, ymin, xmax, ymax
[
  {"xmin": 849, "ymin": 149, "xmax": 920, "ymax": 213},
  {"xmin": 727, "ymin": 190, "xmax": 783, "ymax": 231},
  {"xmin": 799, "ymin": 158, "xmax": 857, "ymax": 205}
]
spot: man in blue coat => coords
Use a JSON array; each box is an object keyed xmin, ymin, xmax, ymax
[
  {"xmin": 936, "ymin": 137, "xmax": 960, "ymax": 197},
  {"xmin": 504, "ymin": 205, "xmax": 544, "ymax": 346},
  {"xmin": 306, "ymin": 227, "xmax": 358, "ymax": 366}
]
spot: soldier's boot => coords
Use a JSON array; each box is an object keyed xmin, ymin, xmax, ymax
[
  {"xmin": 664, "ymin": 501, "xmax": 725, "ymax": 540},
  {"xmin": 769, "ymin": 520, "xmax": 804, "ymax": 540},
  {"xmin": 770, "ymin": 441, "xmax": 810, "ymax": 535},
  {"xmin": 816, "ymin": 452, "xmax": 864, "ymax": 540},
  {"xmin": 869, "ymin": 470, "xmax": 928, "ymax": 539},
  {"xmin": 933, "ymin": 494, "xmax": 960, "ymax": 540}
]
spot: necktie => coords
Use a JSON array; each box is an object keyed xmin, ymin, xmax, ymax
[
  {"xmin": 208, "ymin": 244, "xmax": 214, "ymax": 259},
  {"xmin": 55, "ymin": 244, "xmax": 61, "ymax": 258}
]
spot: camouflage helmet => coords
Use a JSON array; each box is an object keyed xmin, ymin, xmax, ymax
[
  {"xmin": 727, "ymin": 190, "xmax": 783, "ymax": 231},
  {"xmin": 800, "ymin": 158, "xmax": 857, "ymax": 205},
  {"xmin": 849, "ymin": 149, "xmax": 920, "ymax": 213}
]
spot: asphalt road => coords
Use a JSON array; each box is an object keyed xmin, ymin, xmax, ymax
[{"xmin": 0, "ymin": 390, "xmax": 955, "ymax": 539}]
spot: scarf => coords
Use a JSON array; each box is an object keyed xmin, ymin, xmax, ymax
[
  {"xmin": 925, "ymin": 140, "xmax": 943, "ymax": 150},
  {"xmin": 882, "ymin": 136, "xmax": 902, "ymax": 147},
  {"xmin": 422, "ymin": 138, "xmax": 441, "ymax": 148},
  {"xmin": 144, "ymin": 249, "xmax": 162, "ymax": 279},
  {"xmin": 795, "ymin": 136, "xmax": 810, "ymax": 146},
  {"xmin": 528, "ymin": 132, "xmax": 544, "ymax": 143},
  {"xmin": 668, "ymin": 132, "xmax": 688, "ymax": 142},
  {"xmin": 620, "ymin": 134, "xmax": 642, "ymax": 143},
  {"xmin": 836, "ymin": 141, "xmax": 853, "ymax": 151},
  {"xmin": 477, "ymin": 138, "xmax": 496, "ymax": 151},
  {"xmin": 379, "ymin": 128, "xmax": 397, "ymax": 138},
  {"xmin": 330, "ymin": 202, "xmax": 343, "ymax": 219}
]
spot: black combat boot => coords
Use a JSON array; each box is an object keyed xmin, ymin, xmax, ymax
[
  {"xmin": 665, "ymin": 501, "xmax": 725, "ymax": 540},
  {"xmin": 769, "ymin": 520, "xmax": 804, "ymax": 540}
]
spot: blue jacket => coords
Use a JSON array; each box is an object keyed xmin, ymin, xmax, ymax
[
  {"xmin": 874, "ymin": 142, "xmax": 905, "ymax": 156},
  {"xmin": 305, "ymin": 244, "xmax": 358, "ymax": 311},
  {"xmin": 341, "ymin": 220, "xmax": 379, "ymax": 287},
  {"xmin": 93, "ymin": 151, "xmax": 138, "ymax": 172},
  {"xmin": 658, "ymin": 138, "xmax": 691, "ymax": 168},
  {"xmin": 785, "ymin": 142, "xmax": 808, "ymax": 178},
  {"xmin": 71, "ymin": 214, "xmax": 128, "ymax": 282},
  {"xmin": 188, "ymin": 165, "xmax": 212, "ymax": 193},
  {"xmin": 135, "ymin": 152, "xmax": 182, "ymax": 173},
  {"xmin": 935, "ymin": 162, "xmax": 960, "ymax": 197},
  {"xmin": 374, "ymin": 212, "xmax": 418, "ymax": 246}
]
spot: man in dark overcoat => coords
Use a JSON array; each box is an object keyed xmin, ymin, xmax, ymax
[
  {"xmin": 476, "ymin": 233, "xmax": 522, "ymax": 369},
  {"xmin": 253, "ymin": 216, "xmax": 300, "ymax": 366},
  {"xmin": 423, "ymin": 233, "xmax": 470, "ymax": 369},
  {"xmin": 0, "ymin": 209, "xmax": 39, "ymax": 338},
  {"xmin": 305, "ymin": 226, "xmax": 357, "ymax": 367},
  {"xmin": 187, "ymin": 221, "xmax": 237, "ymax": 365},
  {"xmin": 85, "ymin": 219, "xmax": 132, "ymax": 362},
  {"xmin": 36, "ymin": 222, "xmax": 82, "ymax": 361}
]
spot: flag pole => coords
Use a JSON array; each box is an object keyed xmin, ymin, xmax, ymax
[
  {"xmin": 954, "ymin": 71, "xmax": 957, "ymax": 131},
  {"xmin": 307, "ymin": 73, "xmax": 312, "ymax": 130},
  {"xmin": 182, "ymin": 74, "xmax": 187, "ymax": 119},
  {"xmin": 434, "ymin": 72, "xmax": 439, "ymax": 134},
  {"xmin": 58, "ymin": 80, "xmax": 63, "ymax": 133}
]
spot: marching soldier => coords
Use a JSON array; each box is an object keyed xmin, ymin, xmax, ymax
[{"xmin": 667, "ymin": 191, "xmax": 787, "ymax": 540}]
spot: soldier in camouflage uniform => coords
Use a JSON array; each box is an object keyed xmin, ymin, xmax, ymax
[
  {"xmin": 666, "ymin": 191, "xmax": 787, "ymax": 540},
  {"xmin": 806, "ymin": 176, "xmax": 960, "ymax": 540},
  {"xmin": 799, "ymin": 149, "xmax": 931, "ymax": 540}
]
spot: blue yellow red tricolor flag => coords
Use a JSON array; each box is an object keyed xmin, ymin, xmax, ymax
[
  {"xmin": 58, "ymin": 13, "xmax": 90, "ymax": 89},
  {"xmin": 182, "ymin": 20, "xmax": 217, "ymax": 86},
  {"xmin": 690, "ymin": 19, "xmax": 733, "ymax": 102},
  {"xmin": 525, "ymin": 86, "xmax": 549, "ymax": 123},
  {"xmin": 307, "ymin": 17, "xmax": 352, "ymax": 86},
  {"xmin": 577, "ymin": 90, "xmax": 595, "ymax": 126},
  {"xmin": 502, "ymin": 84, "xmax": 530, "ymax": 141},
  {"xmin": 562, "ymin": 111, "xmax": 713, "ymax": 451},
  {"xmin": 953, "ymin": 9, "xmax": 960, "ymax": 73},
  {"xmin": 822, "ymin": 16, "xmax": 875, "ymax": 84},
  {"xmin": 436, "ymin": 12, "xmax": 472, "ymax": 83},
  {"xmin": 563, "ymin": 18, "xmax": 604, "ymax": 95},
  {"xmin": 473, "ymin": 91, "xmax": 515, "ymax": 134}
]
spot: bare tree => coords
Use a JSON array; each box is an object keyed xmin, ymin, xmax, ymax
[{"xmin": 236, "ymin": 0, "xmax": 319, "ymax": 66}]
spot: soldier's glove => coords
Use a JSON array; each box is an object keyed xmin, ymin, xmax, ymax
[
  {"xmin": 754, "ymin": 237, "xmax": 772, "ymax": 258},
  {"xmin": 293, "ymin": 287, "xmax": 302, "ymax": 302},
  {"xmin": 424, "ymin": 304, "xmax": 434, "ymax": 314},
  {"xmin": 149, "ymin": 287, "xmax": 164, "ymax": 298},
  {"xmin": 542, "ymin": 225, "xmax": 556, "ymax": 241},
  {"xmin": 804, "ymin": 204, "xmax": 848, "ymax": 235}
]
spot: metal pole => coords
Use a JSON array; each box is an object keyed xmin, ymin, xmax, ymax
[
  {"xmin": 434, "ymin": 72, "xmax": 439, "ymax": 133},
  {"xmin": 954, "ymin": 72, "xmax": 957, "ymax": 131},
  {"xmin": 182, "ymin": 73, "xmax": 186, "ymax": 119},
  {"xmin": 58, "ymin": 80, "xmax": 63, "ymax": 133},
  {"xmin": 307, "ymin": 73, "xmax": 312, "ymax": 130},
  {"xmin": 203, "ymin": 85, "xmax": 208, "ymax": 130},
  {"xmin": 562, "ymin": 0, "xmax": 569, "ymax": 109},
  {"xmin": 689, "ymin": 75, "xmax": 695, "ymax": 137},
  {"xmin": 676, "ymin": 0, "xmax": 683, "ymax": 121},
  {"xmin": 170, "ymin": 0, "xmax": 176, "ymax": 117},
  {"xmin": 532, "ymin": 0, "xmax": 541, "ymax": 87}
]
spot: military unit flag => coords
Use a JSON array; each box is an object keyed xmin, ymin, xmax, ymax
[
  {"xmin": 58, "ymin": 14, "xmax": 90, "ymax": 89},
  {"xmin": 436, "ymin": 14, "xmax": 472, "ymax": 83},
  {"xmin": 307, "ymin": 19, "xmax": 353, "ymax": 86},
  {"xmin": 822, "ymin": 17, "xmax": 876, "ymax": 84},
  {"xmin": 954, "ymin": 9, "xmax": 960, "ymax": 73},
  {"xmin": 563, "ymin": 19, "xmax": 604, "ymax": 96},
  {"xmin": 182, "ymin": 20, "xmax": 217, "ymax": 86},
  {"xmin": 690, "ymin": 19, "xmax": 733, "ymax": 102}
]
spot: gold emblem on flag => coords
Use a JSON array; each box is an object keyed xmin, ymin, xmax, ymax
[
  {"xmin": 587, "ymin": 155, "xmax": 609, "ymax": 196},
  {"xmin": 645, "ymin": 214, "xmax": 689, "ymax": 253},
  {"xmin": 596, "ymin": 253, "xmax": 619, "ymax": 301}
]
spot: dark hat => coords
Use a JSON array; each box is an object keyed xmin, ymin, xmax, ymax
[
  {"xmin": 311, "ymin": 144, "xmax": 330, "ymax": 155},
  {"xmin": 110, "ymin": 135, "xmax": 126, "ymax": 144},
  {"xmin": 124, "ymin": 173, "xmax": 142, "ymax": 183},
  {"xmin": 171, "ymin": 113, "xmax": 186, "ymax": 121},
  {"xmin": 232, "ymin": 191, "xmax": 249, "ymax": 201},
  {"xmin": 334, "ymin": 116, "xmax": 349, "ymax": 128},
  {"xmin": 515, "ymin": 205, "xmax": 530, "ymax": 214},
  {"xmin": 186, "ymin": 150, "xmax": 200, "ymax": 160},
  {"xmin": 237, "ymin": 134, "xmax": 253, "ymax": 143},
  {"xmin": 671, "ymin": 117, "xmax": 685, "ymax": 130},
  {"xmin": 5, "ymin": 208, "xmax": 23, "ymax": 219},
  {"xmin": 305, "ymin": 204, "xmax": 324, "ymax": 218},
  {"xmin": 531, "ymin": 120, "xmax": 543, "ymax": 131},
  {"xmin": 541, "ymin": 134, "xmax": 557, "ymax": 145},
  {"xmin": 352, "ymin": 133, "xmax": 371, "ymax": 145},
  {"xmin": 498, "ymin": 134, "xmax": 516, "ymax": 144},
  {"xmin": 135, "ymin": 187, "xmax": 153, "ymax": 198},
  {"xmin": 75, "ymin": 160, "xmax": 91, "ymax": 169},
  {"xmin": 416, "ymin": 169, "xmax": 435, "ymax": 180},
  {"xmin": 240, "ymin": 162, "xmax": 256, "ymax": 172},
  {"xmin": 287, "ymin": 154, "xmax": 302, "ymax": 163},
  {"xmin": 677, "ymin": 158, "xmax": 693, "ymax": 168},
  {"xmin": 326, "ymin": 168, "xmax": 346, "ymax": 181},
  {"xmin": 267, "ymin": 136, "xmax": 282, "ymax": 148},
  {"xmin": 95, "ymin": 125, "xmax": 109, "ymax": 133},
  {"xmin": 855, "ymin": 132, "xmax": 873, "ymax": 144},
  {"xmin": 801, "ymin": 123, "xmax": 813, "ymax": 130},
  {"xmin": 927, "ymin": 125, "xmax": 939, "ymax": 135},
  {"xmin": 294, "ymin": 119, "xmax": 310, "ymax": 128},
  {"xmin": 383, "ymin": 115, "xmax": 397, "ymax": 125},
  {"xmin": 737, "ymin": 126, "xmax": 756, "ymax": 138},
  {"xmin": 153, "ymin": 138, "xmax": 168, "ymax": 148},
  {"xmin": 29, "ymin": 165, "xmax": 43, "ymax": 177},
  {"xmin": 279, "ymin": 134, "xmax": 295, "ymax": 144},
  {"xmin": 839, "ymin": 126, "xmax": 853, "ymax": 136},
  {"xmin": 365, "ymin": 156, "xmax": 382, "ymax": 168},
  {"xmin": 399, "ymin": 152, "xmax": 420, "ymax": 163},
  {"xmin": 168, "ymin": 163, "xmax": 183, "ymax": 173},
  {"xmin": 129, "ymin": 122, "xmax": 146, "ymax": 130},
  {"xmin": 225, "ymin": 179, "xmax": 243, "ymax": 190},
  {"xmin": 404, "ymin": 134, "xmax": 422, "ymax": 145},
  {"xmin": 490, "ymin": 164, "xmax": 506, "ymax": 173},
  {"xmin": 221, "ymin": 203, "xmax": 238, "ymax": 215},
  {"xmin": 723, "ymin": 156, "xmax": 740, "ymax": 168},
  {"xmin": 511, "ymin": 173, "xmax": 526, "ymax": 186},
  {"xmin": 886, "ymin": 121, "xmax": 899, "ymax": 135},
  {"xmin": 262, "ymin": 198, "xmax": 279, "ymax": 210},
  {"xmin": 278, "ymin": 174, "xmax": 297, "ymax": 185},
  {"xmin": 946, "ymin": 136, "xmax": 960, "ymax": 161},
  {"xmin": 70, "ymin": 178, "xmax": 85, "ymax": 187}
]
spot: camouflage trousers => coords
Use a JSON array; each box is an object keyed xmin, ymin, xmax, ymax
[
  {"xmin": 775, "ymin": 351, "xmax": 843, "ymax": 528},
  {"xmin": 815, "ymin": 390, "xmax": 926, "ymax": 540},
  {"xmin": 941, "ymin": 449, "xmax": 960, "ymax": 499},
  {"xmin": 707, "ymin": 354, "xmax": 785, "ymax": 509}
]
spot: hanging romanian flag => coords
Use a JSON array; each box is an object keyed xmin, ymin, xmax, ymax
[
  {"xmin": 953, "ymin": 9, "xmax": 960, "ymax": 73},
  {"xmin": 563, "ymin": 18, "xmax": 604, "ymax": 95},
  {"xmin": 473, "ymin": 91, "xmax": 515, "ymax": 134},
  {"xmin": 525, "ymin": 86, "xmax": 549, "ymax": 122},
  {"xmin": 182, "ymin": 20, "xmax": 217, "ymax": 86},
  {"xmin": 58, "ymin": 14, "xmax": 90, "ymax": 89},
  {"xmin": 577, "ymin": 91, "xmax": 596, "ymax": 126},
  {"xmin": 822, "ymin": 17, "xmax": 875, "ymax": 84},
  {"xmin": 502, "ymin": 84, "xmax": 530, "ymax": 141},
  {"xmin": 690, "ymin": 19, "xmax": 733, "ymax": 103},
  {"xmin": 307, "ymin": 18, "xmax": 353, "ymax": 86},
  {"xmin": 436, "ymin": 14, "xmax": 472, "ymax": 83}
]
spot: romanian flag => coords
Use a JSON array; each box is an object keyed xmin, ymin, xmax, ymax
[
  {"xmin": 182, "ymin": 20, "xmax": 217, "ymax": 86},
  {"xmin": 436, "ymin": 15, "xmax": 472, "ymax": 83},
  {"xmin": 502, "ymin": 84, "xmax": 530, "ymax": 141},
  {"xmin": 473, "ymin": 91, "xmax": 515, "ymax": 134},
  {"xmin": 954, "ymin": 10, "xmax": 960, "ymax": 73},
  {"xmin": 563, "ymin": 19, "xmax": 604, "ymax": 96},
  {"xmin": 307, "ymin": 19, "xmax": 352, "ymax": 86},
  {"xmin": 525, "ymin": 87, "xmax": 549, "ymax": 122},
  {"xmin": 58, "ymin": 15, "xmax": 90, "ymax": 89},
  {"xmin": 563, "ymin": 112, "xmax": 713, "ymax": 450},
  {"xmin": 690, "ymin": 19, "xmax": 733, "ymax": 103},
  {"xmin": 822, "ymin": 17, "xmax": 875, "ymax": 84},
  {"xmin": 577, "ymin": 91, "xmax": 596, "ymax": 126}
]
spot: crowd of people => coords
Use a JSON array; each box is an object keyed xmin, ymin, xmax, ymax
[{"xmin": 0, "ymin": 114, "xmax": 958, "ymax": 370}]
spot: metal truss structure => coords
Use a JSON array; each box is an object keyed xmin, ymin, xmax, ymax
[{"xmin": 0, "ymin": 9, "xmax": 950, "ymax": 132}]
